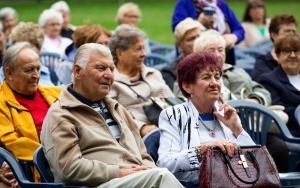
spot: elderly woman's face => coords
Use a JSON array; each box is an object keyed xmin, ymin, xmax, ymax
[
  {"xmin": 117, "ymin": 37, "xmax": 146, "ymax": 70},
  {"xmin": 4, "ymin": 14, "xmax": 17, "ymax": 34},
  {"xmin": 278, "ymin": 45, "xmax": 300, "ymax": 75},
  {"xmin": 96, "ymin": 34, "xmax": 109, "ymax": 47},
  {"xmin": 6, "ymin": 48, "xmax": 40, "ymax": 95},
  {"xmin": 185, "ymin": 69, "xmax": 221, "ymax": 103},
  {"xmin": 44, "ymin": 18, "xmax": 62, "ymax": 38},
  {"xmin": 120, "ymin": 9, "xmax": 140, "ymax": 26},
  {"xmin": 203, "ymin": 43, "xmax": 226, "ymax": 65}
]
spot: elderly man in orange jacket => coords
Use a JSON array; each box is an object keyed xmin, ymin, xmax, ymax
[{"xmin": 0, "ymin": 42, "xmax": 61, "ymax": 187}]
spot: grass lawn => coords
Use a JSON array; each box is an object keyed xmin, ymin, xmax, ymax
[{"xmin": 0, "ymin": 0, "xmax": 299, "ymax": 44}]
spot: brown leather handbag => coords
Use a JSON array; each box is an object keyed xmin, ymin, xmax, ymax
[{"xmin": 199, "ymin": 145, "xmax": 281, "ymax": 188}]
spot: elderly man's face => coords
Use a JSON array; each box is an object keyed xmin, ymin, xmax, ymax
[
  {"xmin": 6, "ymin": 48, "xmax": 40, "ymax": 95},
  {"xmin": 74, "ymin": 53, "xmax": 114, "ymax": 102},
  {"xmin": 178, "ymin": 28, "xmax": 201, "ymax": 58}
]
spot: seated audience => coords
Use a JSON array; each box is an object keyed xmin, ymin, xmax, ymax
[
  {"xmin": 252, "ymin": 13, "xmax": 297, "ymax": 81},
  {"xmin": 161, "ymin": 18, "xmax": 205, "ymax": 90},
  {"xmin": 190, "ymin": 29, "xmax": 290, "ymax": 172},
  {"xmin": 108, "ymin": 24, "xmax": 174, "ymax": 137},
  {"xmin": 0, "ymin": 7, "xmax": 18, "ymax": 42},
  {"xmin": 38, "ymin": 9, "xmax": 72, "ymax": 59},
  {"xmin": 0, "ymin": 22, "xmax": 54, "ymax": 85},
  {"xmin": 115, "ymin": 2, "xmax": 151, "ymax": 54},
  {"xmin": 40, "ymin": 43, "xmax": 184, "ymax": 188},
  {"xmin": 50, "ymin": 0, "xmax": 76, "ymax": 40},
  {"xmin": 239, "ymin": 0, "xmax": 270, "ymax": 48},
  {"xmin": 258, "ymin": 33, "xmax": 300, "ymax": 137},
  {"xmin": 0, "ymin": 42, "xmax": 61, "ymax": 181},
  {"xmin": 172, "ymin": 0, "xmax": 244, "ymax": 65},
  {"xmin": 157, "ymin": 51, "xmax": 255, "ymax": 184}
]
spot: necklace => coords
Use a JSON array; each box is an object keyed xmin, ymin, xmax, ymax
[{"xmin": 198, "ymin": 114, "xmax": 216, "ymax": 137}]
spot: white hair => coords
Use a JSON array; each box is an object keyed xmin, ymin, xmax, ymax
[
  {"xmin": 193, "ymin": 29, "xmax": 226, "ymax": 52},
  {"xmin": 71, "ymin": 43, "xmax": 112, "ymax": 83},
  {"xmin": 0, "ymin": 7, "xmax": 18, "ymax": 21},
  {"xmin": 115, "ymin": 2, "xmax": 141, "ymax": 24},
  {"xmin": 38, "ymin": 9, "xmax": 63, "ymax": 28},
  {"xmin": 50, "ymin": 1, "xmax": 70, "ymax": 13}
]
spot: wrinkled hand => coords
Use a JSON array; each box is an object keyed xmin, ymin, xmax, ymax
[
  {"xmin": 213, "ymin": 96, "xmax": 242, "ymax": 137},
  {"xmin": 0, "ymin": 162, "xmax": 19, "ymax": 188},
  {"xmin": 118, "ymin": 165, "xmax": 149, "ymax": 178},
  {"xmin": 140, "ymin": 124, "xmax": 158, "ymax": 137},
  {"xmin": 201, "ymin": 140, "xmax": 238, "ymax": 157}
]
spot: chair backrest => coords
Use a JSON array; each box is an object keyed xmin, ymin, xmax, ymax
[
  {"xmin": 33, "ymin": 146, "xmax": 54, "ymax": 183},
  {"xmin": 144, "ymin": 54, "xmax": 170, "ymax": 70},
  {"xmin": 0, "ymin": 147, "xmax": 63, "ymax": 188},
  {"xmin": 150, "ymin": 45, "xmax": 175, "ymax": 56},
  {"xmin": 227, "ymin": 100, "xmax": 300, "ymax": 145},
  {"xmin": 143, "ymin": 129, "xmax": 160, "ymax": 163}
]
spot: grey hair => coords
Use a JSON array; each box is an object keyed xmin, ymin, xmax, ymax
[
  {"xmin": 193, "ymin": 29, "xmax": 226, "ymax": 52},
  {"xmin": 10, "ymin": 22, "xmax": 44, "ymax": 50},
  {"xmin": 3, "ymin": 41, "xmax": 38, "ymax": 77},
  {"xmin": 0, "ymin": 7, "xmax": 18, "ymax": 22},
  {"xmin": 108, "ymin": 24, "xmax": 146, "ymax": 64},
  {"xmin": 50, "ymin": 1, "xmax": 70, "ymax": 12},
  {"xmin": 115, "ymin": 2, "xmax": 141, "ymax": 24},
  {"xmin": 38, "ymin": 9, "xmax": 63, "ymax": 28},
  {"xmin": 71, "ymin": 43, "xmax": 112, "ymax": 83}
]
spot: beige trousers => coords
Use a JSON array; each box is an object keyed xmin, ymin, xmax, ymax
[{"xmin": 97, "ymin": 168, "xmax": 184, "ymax": 188}]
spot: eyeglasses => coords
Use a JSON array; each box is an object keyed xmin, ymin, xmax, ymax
[
  {"xmin": 124, "ymin": 15, "xmax": 140, "ymax": 20},
  {"xmin": 281, "ymin": 49, "xmax": 300, "ymax": 56}
]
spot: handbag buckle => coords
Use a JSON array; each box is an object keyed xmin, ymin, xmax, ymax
[{"xmin": 238, "ymin": 147, "xmax": 251, "ymax": 178}]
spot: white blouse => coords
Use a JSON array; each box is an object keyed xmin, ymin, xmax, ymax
[{"xmin": 157, "ymin": 100, "xmax": 255, "ymax": 183}]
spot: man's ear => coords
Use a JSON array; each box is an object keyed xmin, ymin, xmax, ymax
[
  {"xmin": 73, "ymin": 64, "xmax": 82, "ymax": 79},
  {"xmin": 5, "ymin": 67, "xmax": 13, "ymax": 81},
  {"xmin": 177, "ymin": 41, "xmax": 183, "ymax": 55}
]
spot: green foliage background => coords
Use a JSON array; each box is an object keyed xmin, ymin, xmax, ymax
[{"xmin": 0, "ymin": 0, "xmax": 299, "ymax": 44}]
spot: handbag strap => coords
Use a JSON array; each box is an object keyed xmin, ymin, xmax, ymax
[
  {"xmin": 116, "ymin": 81, "xmax": 147, "ymax": 101},
  {"xmin": 222, "ymin": 147, "xmax": 260, "ymax": 184}
]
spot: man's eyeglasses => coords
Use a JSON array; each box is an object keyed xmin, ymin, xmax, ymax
[{"xmin": 281, "ymin": 49, "xmax": 300, "ymax": 56}]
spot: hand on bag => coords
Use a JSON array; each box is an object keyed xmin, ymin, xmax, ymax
[
  {"xmin": 118, "ymin": 165, "xmax": 149, "ymax": 177},
  {"xmin": 140, "ymin": 124, "xmax": 158, "ymax": 137},
  {"xmin": 0, "ymin": 162, "xmax": 19, "ymax": 188},
  {"xmin": 201, "ymin": 140, "xmax": 238, "ymax": 157},
  {"xmin": 214, "ymin": 96, "xmax": 242, "ymax": 137}
]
